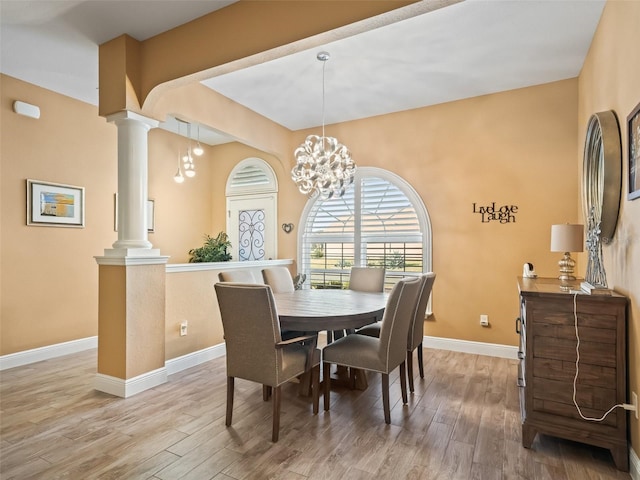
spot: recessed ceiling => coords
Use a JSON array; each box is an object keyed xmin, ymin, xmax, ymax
[{"xmin": 1, "ymin": 0, "xmax": 606, "ymax": 139}]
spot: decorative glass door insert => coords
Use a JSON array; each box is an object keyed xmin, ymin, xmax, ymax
[{"xmin": 238, "ymin": 209, "xmax": 265, "ymax": 261}]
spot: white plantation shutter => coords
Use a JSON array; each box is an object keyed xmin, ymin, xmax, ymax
[
  {"xmin": 360, "ymin": 176, "xmax": 422, "ymax": 243},
  {"xmin": 300, "ymin": 167, "xmax": 431, "ymax": 290},
  {"xmin": 230, "ymin": 164, "xmax": 271, "ymax": 188}
]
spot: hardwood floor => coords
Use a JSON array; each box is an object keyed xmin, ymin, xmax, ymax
[{"xmin": 0, "ymin": 347, "xmax": 631, "ymax": 479}]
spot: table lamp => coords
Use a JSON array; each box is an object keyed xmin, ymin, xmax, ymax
[{"xmin": 550, "ymin": 224, "xmax": 584, "ymax": 282}]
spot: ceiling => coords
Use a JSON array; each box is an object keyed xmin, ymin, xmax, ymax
[{"xmin": 1, "ymin": 0, "xmax": 606, "ymax": 143}]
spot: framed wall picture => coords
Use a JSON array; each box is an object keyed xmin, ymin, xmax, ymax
[
  {"xmin": 114, "ymin": 194, "xmax": 155, "ymax": 232},
  {"xmin": 27, "ymin": 179, "xmax": 85, "ymax": 227},
  {"xmin": 147, "ymin": 199, "xmax": 155, "ymax": 233},
  {"xmin": 628, "ymin": 101, "xmax": 640, "ymax": 200}
]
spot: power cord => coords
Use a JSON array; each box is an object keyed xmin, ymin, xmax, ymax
[{"xmin": 571, "ymin": 292, "xmax": 636, "ymax": 421}]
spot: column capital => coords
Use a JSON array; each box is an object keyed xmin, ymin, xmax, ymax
[{"xmin": 106, "ymin": 110, "xmax": 159, "ymax": 130}]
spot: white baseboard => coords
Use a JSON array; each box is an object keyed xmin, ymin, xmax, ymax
[
  {"xmin": 93, "ymin": 344, "xmax": 227, "ymax": 397},
  {"xmin": 423, "ymin": 335, "xmax": 518, "ymax": 359},
  {"xmin": 165, "ymin": 343, "xmax": 226, "ymax": 375},
  {"xmin": 94, "ymin": 367, "xmax": 167, "ymax": 398},
  {"xmin": 0, "ymin": 336, "xmax": 98, "ymax": 371},
  {"xmin": 631, "ymin": 446, "xmax": 639, "ymax": 480}
]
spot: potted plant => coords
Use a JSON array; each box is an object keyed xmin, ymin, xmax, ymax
[{"xmin": 188, "ymin": 232, "xmax": 232, "ymax": 263}]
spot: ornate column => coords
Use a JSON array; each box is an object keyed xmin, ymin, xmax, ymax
[
  {"xmin": 94, "ymin": 111, "xmax": 169, "ymax": 398},
  {"xmin": 107, "ymin": 110, "xmax": 158, "ymax": 255}
]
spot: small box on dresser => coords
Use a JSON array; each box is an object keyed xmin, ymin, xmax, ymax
[{"xmin": 516, "ymin": 276, "xmax": 629, "ymax": 471}]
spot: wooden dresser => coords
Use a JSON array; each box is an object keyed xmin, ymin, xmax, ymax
[{"xmin": 516, "ymin": 277, "xmax": 629, "ymax": 471}]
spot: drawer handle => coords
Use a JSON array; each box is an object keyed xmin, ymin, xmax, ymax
[
  {"xmin": 515, "ymin": 317, "xmax": 522, "ymax": 334},
  {"xmin": 517, "ymin": 351, "xmax": 524, "ymax": 360}
]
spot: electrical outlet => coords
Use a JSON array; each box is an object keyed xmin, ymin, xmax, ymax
[
  {"xmin": 480, "ymin": 314, "xmax": 489, "ymax": 327},
  {"xmin": 633, "ymin": 392, "xmax": 638, "ymax": 420},
  {"xmin": 180, "ymin": 321, "xmax": 188, "ymax": 336}
]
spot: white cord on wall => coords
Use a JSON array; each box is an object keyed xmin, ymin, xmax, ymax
[{"xmin": 571, "ymin": 292, "xmax": 636, "ymax": 421}]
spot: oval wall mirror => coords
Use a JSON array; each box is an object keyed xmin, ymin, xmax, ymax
[{"xmin": 582, "ymin": 110, "xmax": 622, "ymax": 244}]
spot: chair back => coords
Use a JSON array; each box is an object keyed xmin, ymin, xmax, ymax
[
  {"xmin": 214, "ymin": 282, "xmax": 282, "ymax": 385},
  {"xmin": 408, "ymin": 273, "xmax": 436, "ymax": 350},
  {"xmin": 262, "ymin": 267, "xmax": 295, "ymax": 293},
  {"xmin": 349, "ymin": 267, "xmax": 385, "ymax": 292},
  {"xmin": 377, "ymin": 277, "xmax": 422, "ymax": 370},
  {"xmin": 218, "ymin": 270, "xmax": 260, "ymax": 283}
]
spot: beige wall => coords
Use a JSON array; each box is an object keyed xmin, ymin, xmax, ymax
[
  {"xmin": 578, "ymin": 0, "xmax": 640, "ymax": 460},
  {"xmin": 147, "ymin": 128, "xmax": 215, "ymax": 264},
  {"xmin": 293, "ymin": 79, "xmax": 580, "ymax": 347},
  {"xmin": 1, "ymin": 75, "xmax": 117, "ymax": 354}
]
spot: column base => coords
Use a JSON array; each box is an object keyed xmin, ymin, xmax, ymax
[
  {"xmin": 95, "ymin": 368, "xmax": 167, "ymax": 398},
  {"xmin": 96, "ymin": 249, "xmax": 169, "ymax": 266}
]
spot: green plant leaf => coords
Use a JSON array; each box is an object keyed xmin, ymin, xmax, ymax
[{"xmin": 188, "ymin": 232, "xmax": 232, "ymax": 263}]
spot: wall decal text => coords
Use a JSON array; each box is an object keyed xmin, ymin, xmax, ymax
[{"xmin": 473, "ymin": 203, "xmax": 518, "ymax": 223}]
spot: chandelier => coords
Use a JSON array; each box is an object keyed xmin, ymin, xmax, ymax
[
  {"xmin": 292, "ymin": 51, "xmax": 356, "ymax": 199},
  {"xmin": 173, "ymin": 119, "xmax": 201, "ymax": 183}
]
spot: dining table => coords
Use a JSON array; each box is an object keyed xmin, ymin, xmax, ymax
[{"xmin": 273, "ymin": 288, "xmax": 388, "ymax": 390}]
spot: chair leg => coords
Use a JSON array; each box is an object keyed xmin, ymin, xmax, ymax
[
  {"xmin": 272, "ymin": 385, "xmax": 281, "ymax": 442},
  {"xmin": 263, "ymin": 385, "xmax": 272, "ymax": 401},
  {"xmin": 382, "ymin": 373, "xmax": 391, "ymax": 424},
  {"xmin": 407, "ymin": 351, "xmax": 415, "ymax": 393},
  {"xmin": 312, "ymin": 364, "xmax": 320, "ymax": 414},
  {"xmin": 418, "ymin": 342, "xmax": 424, "ymax": 378},
  {"xmin": 323, "ymin": 361, "xmax": 331, "ymax": 411},
  {"xmin": 349, "ymin": 368, "xmax": 356, "ymax": 389},
  {"xmin": 226, "ymin": 376, "xmax": 234, "ymax": 427},
  {"xmin": 399, "ymin": 361, "xmax": 408, "ymax": 404}
]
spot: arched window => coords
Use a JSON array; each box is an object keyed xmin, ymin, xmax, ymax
[
  {"xmin": 226, "ymin": 158, "xmax": 278, "ymax": 261},
  {"xmin": 299, "ymin": 167, "xmax": 432, "ymax": 291}
]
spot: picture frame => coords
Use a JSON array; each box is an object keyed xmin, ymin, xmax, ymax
[
  {"xmin": 147, "ymin": 199, "xmax": 155, "ymax": 233},
  {"xmin": 114, "ymin": 194, "xmax": 155, "ymax": 233},
  {"xmin": 27, "ymin": 179, "xmax": 85, "ymax": 227},
  {"xmin": 628, "ymin": 101, "xmax": 640, "ymax": 200}
]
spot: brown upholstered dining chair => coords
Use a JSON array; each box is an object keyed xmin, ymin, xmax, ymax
[
  {"xmin": 218, "ymin": 270, "xmax": 260, "ymax": 283},
  {"xmin": 261, "ymin": 267, "xmax": 295, "ymax": 293},
  {"xmin": 214, "ymin": 282, "xmax": 320, "ymax": 442},
  {"xmin": 260, "ymin": 266, "xmax": 300, "ymax": 341},
  {"xmin": 327, "ymin": 266, "xmax": 386, "ymax": 344},
  {"xmin": 322, "ymin": 276, "xmax": 422, "ymax": 424},
  {"xmin": 357, "ymin": 273, "xmax": 436, "ymax": 392},
  {"xmin": 348, "ymin": 266, "xmax": 386, "ymax": 292}
]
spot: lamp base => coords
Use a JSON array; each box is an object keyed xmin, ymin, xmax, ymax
[
  {"xmin": 557, "ymin": 252, "xmax": 576, "ymax": 282},
  {"xmin": 558, "ymin": 273, "xmax": 577, "ymax": 282}
]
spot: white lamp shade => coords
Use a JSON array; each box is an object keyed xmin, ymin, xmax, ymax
[{"xmin": 550, "ymin": 224, "xmax": 584, "ymax": 252}]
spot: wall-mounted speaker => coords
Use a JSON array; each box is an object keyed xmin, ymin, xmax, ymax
[{"xmin": 13, "ymin": 101, "xmax": 40, "ymax": 119}]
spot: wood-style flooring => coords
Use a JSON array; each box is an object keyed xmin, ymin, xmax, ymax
[{"xmin": 0, "ymin": 347, "xmax": 631, "ymax": 479}]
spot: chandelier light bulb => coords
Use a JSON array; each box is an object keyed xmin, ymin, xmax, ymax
[
  {"xmin": 193, "ymin": 124, "xmax": 204, "ymax": 156},
  {"xmin": 184, "ymin": 162, "xmax": 196, "ymax": 178},
  {"xmin": 182, "ymin": 147, "xmax": 192, "ymax": 163},
  {"xmin": 174, "ymin": 151, "xmax": 185, "ymax": 183}
]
